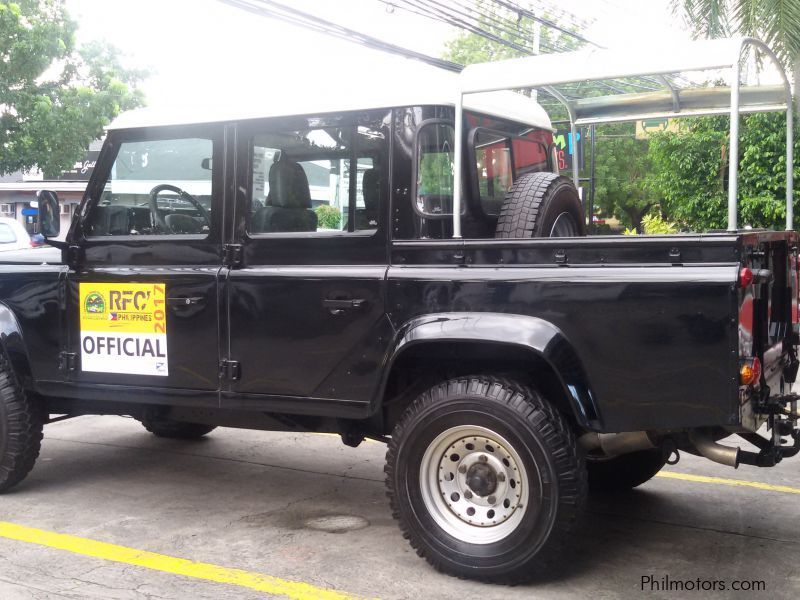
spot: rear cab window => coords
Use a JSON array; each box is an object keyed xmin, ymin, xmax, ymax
[
  {"xmin": 405, "ymin": 110, "xmax": 555, "ymax": 239},
  {"xmin": 471, "ymin": 127, "xmax": 552, "ymax": 218},
  {"xmin": 246, "ymin": 121, "xmax": 386, "ymax": 236}
]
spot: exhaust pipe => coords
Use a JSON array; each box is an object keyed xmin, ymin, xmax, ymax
[
  {"xmin": 689, "ymin": 429, "xmax": 740, "ymax": 468},
  {"xmin": 579, "ymin": 431, "xmax": 656, "ymax": 457}
]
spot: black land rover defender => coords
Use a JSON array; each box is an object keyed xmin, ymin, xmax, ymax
[{"xmin": 1, "ymin": 38, "xmax": 798, "ymax": 584}]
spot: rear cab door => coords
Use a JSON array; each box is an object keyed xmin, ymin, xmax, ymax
[
  {"xmin": 223, "ymin": 110, "xmax": 392, "ymax": 415},
  {"xmin": 63, "ymin": 124, "xmax": 227, "ymax": 404}
]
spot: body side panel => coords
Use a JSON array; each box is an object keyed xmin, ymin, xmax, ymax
[{"xmin": 387, "ymin": 262, "xmax": 739, "ymax": 432}]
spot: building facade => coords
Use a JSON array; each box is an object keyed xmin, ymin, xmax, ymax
[{"xmin": 0, "ymin": 141, "xmax": 101, "ymax": 239}]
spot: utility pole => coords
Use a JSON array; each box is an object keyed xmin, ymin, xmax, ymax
[{"xmin": 531, "ymin": 14, "xmax": 541, "ymax": 101}]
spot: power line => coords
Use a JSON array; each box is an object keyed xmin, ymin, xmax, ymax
[
  {"xmin": 383, "ymin": 0, "xmax": 657, "ymax": 95},
  {"xmin": 490, "ymin": 0, "xmax": 601, "ymax": 48},
  {"xmin": 393, "ymin": 0, "xmax": 534, "ymax": 54},
  {"xmin": 216, "ymin": 0, "xmax": 462, "ymax": 72}
]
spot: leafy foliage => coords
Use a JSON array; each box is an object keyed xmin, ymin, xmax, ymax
[
  {"xmin": 0, "ymin": 1, "xmax": 146, "ymax": 177},
  {"xmin": 592, "ymin": 123, "xmax": 656, "ymax": 231},
  {"xmin": 418, "ymin": 151, "xmax": 453, "ymax": 196},
  {"xmin": 441, "ymin": 0, "xmax": 584, "ymax": 122},
  {"xmin": 315, "ymin": 204, "xmax": 341, "ymax": 230},
  {"xmin": 649, "ymin": 113, "xmax": 800, "ymax": 230},
  {"xmin": 623, "ymin": 212, "xmax": 679, "ymax": 235},
  {"xmin": 442, "ymin": 1, "xmax": 584, "ymax": 65},
  {"xmin": 673, "ymin": 0, "xmax": 800, "ymax": 68}
]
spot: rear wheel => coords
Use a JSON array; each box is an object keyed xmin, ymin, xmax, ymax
[
  {"xmin": 0, "ymin": 355, "xmax": 43, "ymax": 493},
  {"xmin": 587, "ymin": 449, "xmax": 667, "ymax": 492},
  {"xmin": 386, "ymin": 376, "xmax": 586, "ymax": 584},
  {"xmin": 141, "ymin": 418, "xmax": 216, "ymax": 440}
]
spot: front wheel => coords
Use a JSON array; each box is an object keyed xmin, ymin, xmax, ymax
[
  {"xmin": 385, "ymin": 376, "xmax": 586, "ymax": 584},
  {"xmin": 0, "ymin": 354, "xmax": 43, "ymax": 493}
]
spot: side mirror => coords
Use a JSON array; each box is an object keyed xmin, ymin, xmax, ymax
[
  {"xmin": 37, "ymin": 190, "xmax": 61, "ymax": 238},
  {"xmin": 201, "ymin": 158, "xmax": 212, "ymax": 170}
]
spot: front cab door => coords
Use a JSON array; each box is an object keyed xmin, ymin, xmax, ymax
[{"xmin": 66, "ymin": 124, "xmax": 225, "ymax": 399}]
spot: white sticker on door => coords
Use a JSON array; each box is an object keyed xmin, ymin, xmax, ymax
[{"xmin": 79, "ymin": 283, "xmax": 168, "ymax": 376}]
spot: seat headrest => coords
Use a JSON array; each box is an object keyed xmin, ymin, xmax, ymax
[
  {"xmin": 362, "ymin": 168, "xmax": 380, "ymax": 212},
  {"xmin": 267, "ymin": 158, "xmax": 311, "ymax": 209}
]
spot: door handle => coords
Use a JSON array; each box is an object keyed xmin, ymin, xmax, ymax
[
  {"xmin": 322, "ymin": 298, "xmax": 367, "ymax": 314},
  {"xmin": 167, "ymin": 296, "xmax": 204, "ymax": 307}
]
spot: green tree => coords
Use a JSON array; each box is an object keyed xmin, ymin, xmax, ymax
[
  {"xmin": 592, "ymin": 124, "xmax": 656, "ymax": 231},
  {"xmin": 442, "ymin": 2, "xmax": 583, "ymax": 66},
  {"xmin": 441, "ymin": 0, "xmax": 584, "ymax": 121},
  {"xmin": 673, "ymin": 0, "xmax": 800, "ymax": 112},
  {"xmin": 0, "ymin": 1, "xmax": 146, "ymax": 177},
  {"xmin": 315, "ymin": 204, "xmax": 341, "ymax": 229},
  {"xmin": 649, "ymin": 113, "xmax": 800, "ymax": 230}
]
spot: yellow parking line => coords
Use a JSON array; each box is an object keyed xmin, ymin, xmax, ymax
[
  {"xmin": 656, "ymin": 471, "xmax": 800, "ymax": 495},
  {"xmin": 0, "ymin": 521, "xmax": 363, "ymax": 600}
]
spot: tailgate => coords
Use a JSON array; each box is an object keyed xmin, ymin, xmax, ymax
[{"xmin": 738, "ymin": 231, "xmax": 799, "ymax": 430}]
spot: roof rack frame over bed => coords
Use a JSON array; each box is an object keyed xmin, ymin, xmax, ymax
[{"xmin": 451, "ymin": 37, "xmax": 794, "ymax": 236}]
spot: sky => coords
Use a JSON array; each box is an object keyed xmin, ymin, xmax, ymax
[{"xmin": 63, "ymin": 0, "xmax": 694, "ymax": 110}]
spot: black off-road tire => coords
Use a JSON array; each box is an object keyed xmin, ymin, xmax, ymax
[
  {"xmin": 0, "ymin": 355, "xmax": 44, "ymax": 493},
  {"xmin": 385, "ymin": 376, "xmax": 587, "ymax": 584},
  {"xmin": 495, "ymin": 172, "xmax": 586, "ymax": 238},
  {"xmin": 142, "ymin": 419, "xmax": 216, "ymax": 440},
  {"xmin": 587, "ymin": 450, "xmax": 667, "ymax": 492}
]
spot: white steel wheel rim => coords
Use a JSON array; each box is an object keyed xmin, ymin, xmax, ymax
[
  {"xmin": 549, "ymin": 211, "xmax": 578, "ymax": 237},
  {"xmin": 419, "ymin": 425, "xmax": 530, "ymax": 545}
]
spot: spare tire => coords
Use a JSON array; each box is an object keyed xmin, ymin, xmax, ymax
[{"xmin": 495, "ymin": 172, "xmax": 586, "ymax": 238}]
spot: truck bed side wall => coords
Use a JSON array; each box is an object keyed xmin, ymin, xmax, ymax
[{"xmin": 389, "ymin": 238, "xmax": 740, "ymax": 432}]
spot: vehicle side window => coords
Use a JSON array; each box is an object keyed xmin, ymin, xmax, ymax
[
  {"xmin": 474, "ymin": 130, "xmax": 513, "ymax": 217},
  {"xmin": 416, "ymin": 122, "xmax": 455, "ymax": 218},
  {"xmin": 84, "ymin": 137, "xmax": 214, "ymax": 237},
  {"xmin": 248, "ymin": 125, "xmax": 384, "ymax": 235},
  {"xmin": 512, "ymin": 135, "xmax": 549, "ymax": 176},
  {"xmin": 473, "ymin": 128, "xmax": 551, "ymax": 217},
  {"xmin": 0, "ymin": 224, "xmax": 16, "ymax": 244}
]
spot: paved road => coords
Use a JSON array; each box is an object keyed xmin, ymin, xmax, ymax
[{"xmin": 0, "ymin": 416, "xmax": 798, "ymax": 598}]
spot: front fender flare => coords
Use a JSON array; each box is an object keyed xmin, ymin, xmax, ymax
[
  {"xmin": 0, "ymin": 302, "xmax": 33, "ymax": 389},
  {"xmin": 382, "ymin": 312, "xmax": 601, "ymax": 430}
]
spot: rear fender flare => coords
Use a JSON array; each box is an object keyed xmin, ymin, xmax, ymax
[{"xmin": 380, "ymin": 312, "xmax": 600, "ymax": 429}]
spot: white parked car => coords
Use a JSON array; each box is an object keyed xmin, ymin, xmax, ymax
[{"xmin": 0, "ymin": 217, "xmax": 32, "ymax": 251}]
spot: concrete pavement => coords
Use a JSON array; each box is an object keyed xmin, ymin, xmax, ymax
[{"xmin": 0, "ymin": 415, "xmax": 797, "ymax": 598}]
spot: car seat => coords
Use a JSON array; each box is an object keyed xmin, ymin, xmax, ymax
[{"xmin": 252, "ymin": 158, "xmax": 318, "ymax": 233}]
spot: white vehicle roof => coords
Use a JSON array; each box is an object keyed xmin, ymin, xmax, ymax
[{"xmin": 108, "ymin": 64, "xmax": 552, "ymax": 132}]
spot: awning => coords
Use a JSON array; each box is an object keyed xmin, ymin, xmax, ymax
[{"xmin": 451, "ymin": 37, "xmax": 793, "ymax": 235}]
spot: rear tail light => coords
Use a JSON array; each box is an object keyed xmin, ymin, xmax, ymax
[
  {"xmin": 740, "ymin": 357, "xmax": 761, "ymax": 386},
  {"xmin": 793, "ymin": 254, "xmax": 800, "ymax": 324},
  {"xmin": 739, "ymin": 266, "xmax": 754, "ymax": 288}
]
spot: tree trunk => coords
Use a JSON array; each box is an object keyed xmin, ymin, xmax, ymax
[{"xmin": 625, "ymin": 205, "xmax": 652, "ymax": 234}]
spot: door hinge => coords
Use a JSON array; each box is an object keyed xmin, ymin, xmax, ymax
[
  {"xmin": 59, "ymin": 352, "xmax": 77, "ymax": 372},
  {"xmin": 67, "ymin": 245, "xmax": 83, "ymax": 269},
  {"xmin": 219, "ymin": 359, "xmax": 241, "ymax": 381},
  {"xmin": 223, "ymin": 244, "xmax": 243, "ymax": 268}
]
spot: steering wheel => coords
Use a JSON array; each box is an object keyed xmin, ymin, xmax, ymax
[{"xmin": 148, "ymin": 184, "xmax": 210, "ymax": 233}]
